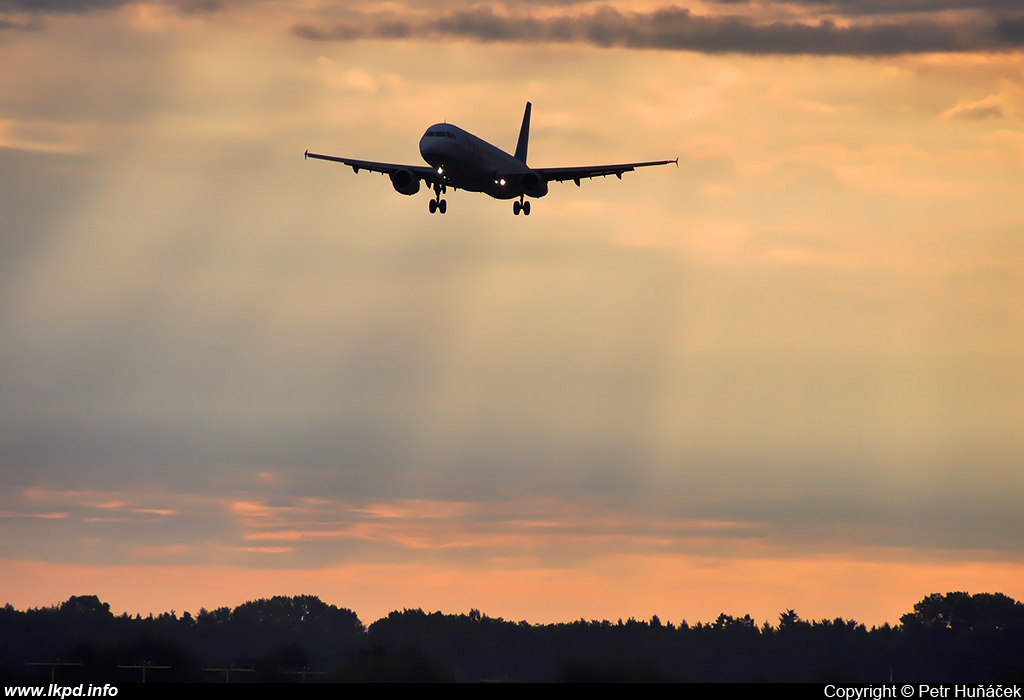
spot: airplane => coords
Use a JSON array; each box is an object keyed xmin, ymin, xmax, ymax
[{"xmin": 304, "ymin": 102, "xmax": 676, "ymax": 216}]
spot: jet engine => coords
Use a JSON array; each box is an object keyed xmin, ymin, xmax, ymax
[
  {"xmin": 520, "ymin": 171, "xmax": 548, "ymax": 198},
  {"xmin": 390, "ymin": 169, "xmax": 421, "ymax": 196}
]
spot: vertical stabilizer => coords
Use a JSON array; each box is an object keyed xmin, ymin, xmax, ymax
[{"xmin": 514, "ymin": 102, "xmax": 531, "ymax": 164}]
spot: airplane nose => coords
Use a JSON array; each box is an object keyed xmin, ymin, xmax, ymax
[{"xmin": 419, "ymin": 138, "xmax": 444, "ymax": 166}]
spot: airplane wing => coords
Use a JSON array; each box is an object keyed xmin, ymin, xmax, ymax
[
  {"xmin": 304, "ymin": 150, "xmax": 440, "ymax": 184},
  {"xmin": 536, "ymin": 159, "xmax": 677, "ymax": 187}
]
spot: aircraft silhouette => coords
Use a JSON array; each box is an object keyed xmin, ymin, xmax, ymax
[{"xmin": 305, "ymin": 102, "xmax": 676, "ymax": 216}]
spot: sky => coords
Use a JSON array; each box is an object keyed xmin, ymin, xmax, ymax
[{"xmin": 1, "ymin": 0, "xmax": 1023, "ymax": 627}]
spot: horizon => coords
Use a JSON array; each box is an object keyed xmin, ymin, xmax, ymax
[{"xmin": 10, "ymin": 589, "xmax": 1019, "ymax": 630}]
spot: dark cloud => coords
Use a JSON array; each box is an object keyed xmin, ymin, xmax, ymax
[
  {"xmin": 0, "ymin": 0, "xmax": 128, "ymax": 11},
  {"xmin": 996, "ymin": 17, "xmax": 1024, "ymax": 42},
  {"xmin": 0, "ymin": 15, "xmax": 41, "ymax": 28},
  {"xmin": 5, "ymin": 0, "xmax": 1024, "ymax": 53},
  {"xmin": 176, "ymin": 0, "xmax": 223, "ymax": 13},
  {"xmin": 707, "ymin": 0, "xmax": 1024, "ymax": 13},
  {"xmin": 0, "ymin": 0, "xmax": 222, "ymax": 16},
  {"xmin": 290, "ymin": 6, "xmax": 1024, "ymax": 56},
  {"xmin": 291, "ymin": 21, "xmax": 362, "ymax": 41}
]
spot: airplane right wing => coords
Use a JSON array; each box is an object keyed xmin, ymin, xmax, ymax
[
  {"xmin": 536, "ymin": 159, "xmax": 678, "ymax": 187},
  {"xmin": 304, "ymin": 150, "xmax": 440, "ymax": 185}
]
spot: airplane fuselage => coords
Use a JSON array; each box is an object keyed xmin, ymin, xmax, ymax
[{"xmin": 419, "ymin": 123, "xmax": 535, "ymax": 200}]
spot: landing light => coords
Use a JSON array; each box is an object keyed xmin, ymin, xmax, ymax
[{"xmin": 499, "ymin": 178, "xmax": 506, "ymax": 186}]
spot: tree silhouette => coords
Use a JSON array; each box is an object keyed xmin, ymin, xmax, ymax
[{"xmin": 2, "ymin": 591, "xmax": 1023, "ymax": 682}]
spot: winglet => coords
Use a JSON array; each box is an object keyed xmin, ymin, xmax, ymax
[
  {"xmin": 514, "ymin": 101, "xmax": 531, "ymax": 164},
  {"xmin": 304, "ymin": 149, "xmax": 308, "ymax": 160},
  {"xmin": 673, "ymin": 157, "xmax": 679, "ymax": 167}
]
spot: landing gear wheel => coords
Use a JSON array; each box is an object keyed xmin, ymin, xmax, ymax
[
  {"xmin": 430, "ymin": 180, "xmax": 445, "ymax": 215},
  {"xmin": 523, "ymin": 200, "xmax": 531, "ymax": 216},
  {"xmin": 513, "ymin": 201, "xmax": 521, "ymax": 216}
]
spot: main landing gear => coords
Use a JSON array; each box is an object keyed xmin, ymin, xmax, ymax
[
  {"xmin": 513, "ymin": 197, "xmax": 531, "ymax": 216},
  {"xmin": 429, "ymin": 182, "xmax": 447, "ymax": 214}
]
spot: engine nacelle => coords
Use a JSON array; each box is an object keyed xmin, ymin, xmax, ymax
[
  {"xmin": 521, "ymin": 171, "xmax": 548, "ymax": 198},
  {"xmin": 390, "ymin": 169, "xmax": 421, "ymax": 196}
]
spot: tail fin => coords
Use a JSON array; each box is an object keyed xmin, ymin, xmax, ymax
[{"xmin": 514, "ymin": 101, "xmax": 531, "ymax": 164}]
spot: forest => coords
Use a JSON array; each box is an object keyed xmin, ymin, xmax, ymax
[{"xmin": 2, "ymin": 592, "xmax": 1023, "ymax": 682}]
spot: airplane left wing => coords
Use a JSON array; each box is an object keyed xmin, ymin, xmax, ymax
[
  {"xmin": 537, "ymin": 159, "xmax": 677, "ymax": 187},
  {"xmin": 304, "ymin": 150, "xmax": 439, "ymax": 184}
]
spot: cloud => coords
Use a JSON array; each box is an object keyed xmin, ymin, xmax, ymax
[
  {"xmin": 5, "ymin": 483, "xmax": 1022, "ymax": 570},
  {"xmin": 0, "ymin": 15, "xmax": 41, "ymax": 29},
  {"xmin": 291, "ymin": 22, "xmax": 361, "ymax": 42},
  {"xmin": 0, "ymin": 0, "xmax": 221, "ymax": 17},
  {"xmin": 6, "ymin": 0, "xmax": 1024, "ymax": 54},
  {"xmin": 706, "ymin": 0, "xmax": 1024, "ymax": 13},
  {"xmin": 0, "ymin": 0, "xmax": 127, "ymax": 11},
  {"xmin": 941, "ymin": 96, "xmax": 1007, "ymax": 121},
  {"xmin": 290, "ymin": 5, "xmax": 1024, "ymax": 56}
]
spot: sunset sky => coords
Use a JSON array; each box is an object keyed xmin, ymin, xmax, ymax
[{"xmin": 1, "ymin": 0, "xmax": 1023, "ymax": 627}]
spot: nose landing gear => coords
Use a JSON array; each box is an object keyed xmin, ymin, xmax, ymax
[
  {"xmin": 429, "ymin": 181, "xmax": 447, "ymax": 214},
  {"xmin": 513, "ymin": 197, "xmax": 531, "ymax": 216}
]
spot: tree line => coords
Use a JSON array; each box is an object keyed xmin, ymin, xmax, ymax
[{"xmin": 1, "ymin": 592, "xmax": 1022, "ymax": 682}]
